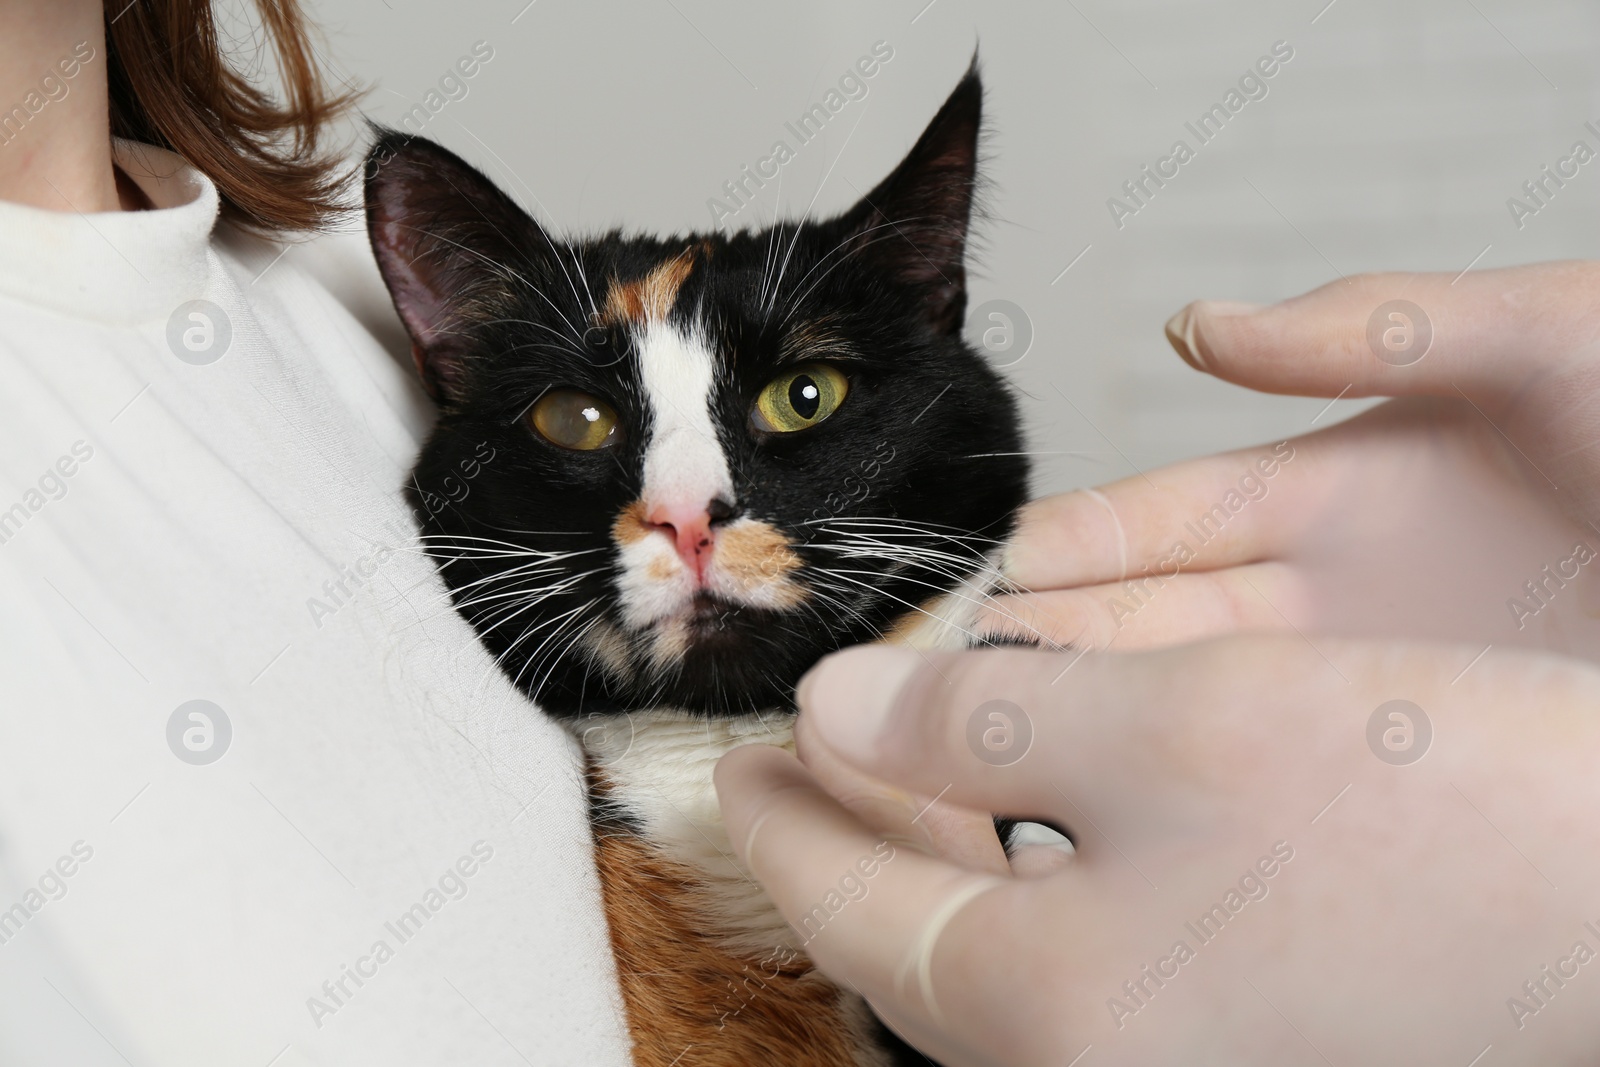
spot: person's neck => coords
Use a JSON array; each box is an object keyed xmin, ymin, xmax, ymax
[{"xmin": 0, "ymin": 1, "xmax": 138, "ymax": 213}]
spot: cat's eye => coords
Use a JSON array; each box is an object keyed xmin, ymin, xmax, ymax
[
  {"xmin": 751, "ymin": 364, "xmax": 850, "ymax": 434},
  {"xmin": 529, "ymin": 389, "xmax": 621, "ymax": 450}
]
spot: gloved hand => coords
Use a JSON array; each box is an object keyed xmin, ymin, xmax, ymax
[{"xmin": 996, "ymin": 265, "xmax": 1600, "ymax": 658}]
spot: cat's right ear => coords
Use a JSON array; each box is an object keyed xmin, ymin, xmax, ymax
[{"xmin": 364, "ymin": 129, "xmax": 555, "ymax": 404}]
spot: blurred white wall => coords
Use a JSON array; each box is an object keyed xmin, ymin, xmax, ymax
[{"xmin": 304, "ymin": 0, "xmax": 1600, "ymax": 495}]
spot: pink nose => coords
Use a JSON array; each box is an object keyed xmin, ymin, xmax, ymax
[{"xmin": 646, "ymin": 500, "xmax": 725, "ymax": 581}]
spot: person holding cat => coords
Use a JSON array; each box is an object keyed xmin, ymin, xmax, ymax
[
  {"xmin": 7, "ymin": 0, "xmax": 1598, "ymax": 1063},
  {"xmin": 0, "ymin": 1, "xmax": 631, "ymax": 1061},
  {"xmin": 718, "ymin": 265, "xmax": 1600, "ymax": 1065}
]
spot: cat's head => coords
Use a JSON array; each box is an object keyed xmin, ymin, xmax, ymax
[{"xmin": 366, "ymin": 66, "xmax": 1028, "ymax": 718}]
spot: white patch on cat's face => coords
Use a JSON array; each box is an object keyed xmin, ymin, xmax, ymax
[
  {"xmin": 610, "ymin": 320, "xmax": 806, "ymax": 661},
  {"xmin": 635, "ymin": 320, "xmax": 734, "ymax": 512}
]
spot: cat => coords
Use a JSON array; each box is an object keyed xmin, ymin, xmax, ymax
[{"xmin": 366, "ymin": 63, "xmax": 1034, "ymax": 1067}]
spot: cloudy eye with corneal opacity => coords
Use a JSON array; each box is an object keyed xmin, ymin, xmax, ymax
[{"xmin": 529, "ymin": 389, "xmax": 621, "ymax": 450}]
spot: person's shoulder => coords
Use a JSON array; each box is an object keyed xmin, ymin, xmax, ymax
[
  {"xmin": 210, "ymin": 218, "xmax": 434, "ymax": 441},
  {"xmin": 214, "ymin": 220, "xmax": 411, "ymax": 361}
]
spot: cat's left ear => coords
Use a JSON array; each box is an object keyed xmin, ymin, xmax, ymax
[{"xmin": 839, "ymin": 58, "xmax": 983, "ymax": 335}]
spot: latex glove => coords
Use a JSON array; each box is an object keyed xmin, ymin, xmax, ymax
[
  {"xmin": 994, "ymin": 265, "xmax": 1600, "ymax": 658},
  {"xmin": 715, "ymin": 639, "xmax": 1600, "ymax": 1067}
]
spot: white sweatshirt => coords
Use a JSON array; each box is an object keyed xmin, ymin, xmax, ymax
[{"xmin": 0, "ymin": 141, "xmax": 630, "ymax": 1066}]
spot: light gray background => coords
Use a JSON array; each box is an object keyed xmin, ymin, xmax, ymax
[{"xmin": 306, "ymin": 0, "xmax": 1600, "ymax": 496}]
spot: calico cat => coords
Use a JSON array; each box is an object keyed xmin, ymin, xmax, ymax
[{"xmin": 366, "ymin": 65, "xmax": 1031, "ymax": 1067}]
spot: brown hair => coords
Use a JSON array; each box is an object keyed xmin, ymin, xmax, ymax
[{"xmin": 105, "ymin": 0, "xmax": 360, "ymax": 233}]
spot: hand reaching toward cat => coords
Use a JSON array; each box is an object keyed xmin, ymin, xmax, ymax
[
  {"xmin": 715, "ymin": 261, "xmax": 1600, "ymax": 1065},
  {"xmin": 716, "ymin": 639, "xmax": 1600, "ymax": 1066},
  {"xmin": 994, "ymin": 263, "xmax": 1600, "ymax": 658}
]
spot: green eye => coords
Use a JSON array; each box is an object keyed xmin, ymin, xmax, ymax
[
  {"xmin": 530, "ymin": 389, "xmax": 621, "ymax": 450},
  {"xmin": 751, "ymin": 364, "xmax": 849, "ymax": 434}
]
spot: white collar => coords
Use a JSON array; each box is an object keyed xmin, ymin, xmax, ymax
[{"xmin": 0, "ymin": 139, "xmax": 220, "ymax": 326}]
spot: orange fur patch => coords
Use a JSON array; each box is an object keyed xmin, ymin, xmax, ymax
[
  {"xmin": 582, "ymin": 621, "xmax": 634, "ymax": 681},
  {"xmin": 590, "ymin": 774, "xmax": 863, "ymax": 1067},
  {"xmin": 603, "ymin": 250, "xmax": 696, "ymax": 326},
  {"xmin": 881, "ymin": 595, "xmax": 947, "ymax": 644},
  {"xmin": 646, "ymin": 621, "xmax": 691, "ymax": 666},
  {"xmin": 714, "ymin": 520, "xmax": 805, "ymax": 606},
  {"xmin": 614, "ymin": 500, "xmax": 652, "ymax": 546}
]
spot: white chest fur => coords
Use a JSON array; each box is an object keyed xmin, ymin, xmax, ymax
[{"xmin": 581, "ymin": 710, "xmax": 802, "ymax": 959}]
